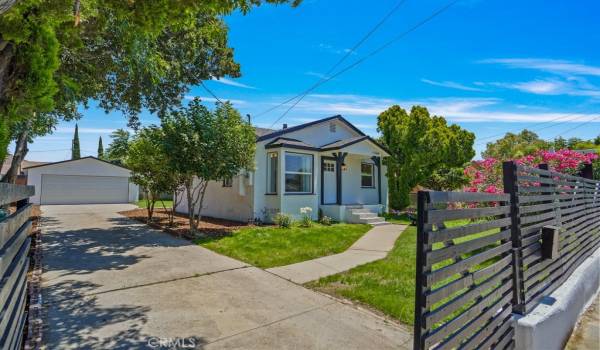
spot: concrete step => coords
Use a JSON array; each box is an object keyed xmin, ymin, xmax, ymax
[
  {"xmin": 350, "ymin": 208, "xmax": 373, "ymax": 214},
  {"xmin": 360, "ymin": 217, "xmax": 387, "ymax": 224},
  {"xmin": 353, "ymin": 212, "xmax": 378, "ymax": 219}
]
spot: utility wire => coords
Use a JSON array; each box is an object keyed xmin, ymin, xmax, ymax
[
  {"xmin": 547, "ymin": 115, "xmax": 600, "ymax": 140},
  {"xmin": 200, "ymin": 81, "xmax": 224, "ymax": 104},
  {"xmin": 474, "ymin": 113, "xmax": 588, "ymax": 145},
  {"xmin": 254, "ymin": 0, "xmax": 408, "ymax": 119},
  {"xmin": 268, "ymin": 0, "xmax": 460, "ymax": 129}
]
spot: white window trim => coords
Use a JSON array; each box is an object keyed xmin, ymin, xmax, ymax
[
  {"xmin": 266, "ymin": 152, "xmax": 278, "ymax": 194},
  {"xmin": 361, "ymin": 162, "xmax": 375, "ymax": 188},
  {"xmin": 285, "ymin": 152, "xmax": 314, "ymax": 194}
]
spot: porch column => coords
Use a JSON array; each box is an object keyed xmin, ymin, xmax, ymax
[
  {"xmin": 371, "ymin": 156, "xmax": 381, "ymax": 204},
  {"xmin": 333, "ymin": 152, "xmax": 347, "ymax": 205}
]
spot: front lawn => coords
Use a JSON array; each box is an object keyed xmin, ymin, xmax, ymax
[
  {"xmin": 137, "ymin": 199, "xmax": 173, "ymax": 209},
  {"xmin": 383, "ymin": 212, "xmax": 413, "ymax": 225},
  {"xmin": 196, "ymin": 223, "xmax": 371, "ymax": 269},
  {"xmin": 307, "ymin": 219, "xmax": 502, "ymax": 325},
  {"xmin": 307, "ymin": 226, "xmax": 418, "ymax": 324}
]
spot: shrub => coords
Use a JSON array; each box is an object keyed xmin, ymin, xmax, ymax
[
  {"xmin": 299, "ymin": 207, "xmax": 313, "ymax": 227},
  {"xmin": 273, "ymin": 212, "xmax": 293, "ymax": 228},
  {"xmin": 319, "ymin": 215, "xmax": 332, "ymax": 226}
]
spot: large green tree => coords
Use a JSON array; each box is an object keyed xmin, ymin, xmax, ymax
[
  {"xmin": 482, "ymin": 130, "xmax": 550, "ymax": 160},
  {"xmin": 105, "ymin": 129, "xmax": 130, "ymax": 166},
  {"xmin": 378, "ymin": 105, "xmax": 475, "ymax": 209},
  {"xmin": 0, "ymin": 0, "xmax": 299, "ymax": 178},
  {"xmin": 162, "ymin": 99, "xmax": 255, "ymax": 234}
]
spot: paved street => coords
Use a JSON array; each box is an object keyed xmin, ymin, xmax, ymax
[{"xmin": 41, "ymin": 204, "xmax": 411, "ymax": 349}]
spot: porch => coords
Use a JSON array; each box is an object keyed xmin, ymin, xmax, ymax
[{"xmin": 320, "ymin": 204, "xmax": 388, "ymax": 225}]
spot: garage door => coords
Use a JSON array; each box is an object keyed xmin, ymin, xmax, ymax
[{"xmin": 41, "ymin": 175, "xmax": 129, "ymax": 205}]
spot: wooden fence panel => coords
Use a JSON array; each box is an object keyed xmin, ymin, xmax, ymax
[
  {"xmin": 414, "ymin": 191, "xmax": 515, "ymax": 350},
  {"xmin": 505, "ymin": 163, "xmax": 600, "ymax": 313},
  {"xmin": 0, "ymin": 184, "xmax": 34, "ymax": 350}
]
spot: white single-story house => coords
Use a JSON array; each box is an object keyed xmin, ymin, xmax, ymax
[
  {"xmin": 176, "ymin": 115, "xmax": 390, "ymax": 224},
  {"xmin": 24, "ymin": 157, "xmax": 139, "ymax": 205}
]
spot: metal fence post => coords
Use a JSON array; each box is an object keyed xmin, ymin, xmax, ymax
[
  {"xmin": 503, "ymin": 161, "xmax": 526, "ymax": 314},
  {"xmin": 413, "ymin": 191, "xmax": 428, "ymax": 350}
]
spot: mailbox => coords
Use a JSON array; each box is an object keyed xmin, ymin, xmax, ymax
[{"xmin": 541, "ymin": 226, "xmax": 560, "ymax": 260}]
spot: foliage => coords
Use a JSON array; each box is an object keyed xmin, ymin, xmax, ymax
[
  {"xmin": 71, "ymin": 124, "xmax": 80, "ymax": 159},
  {"xmin": 196, "ymin": 223, "xmax": 370, "ymax": 268},
  {"xmin": 97, "ymin": 136, "xmax": 104, "ymax": 158},
  {"xmin": 273, "ymin": 213, "xmax": 293, "ymax": 228},
  {"xmin": 105, "ymin": 129, "xmax": 130, "ymax": 165},
  {"xmin": 0, "ymin": 0, "xmax": 299, "ymax": 167},
  {"xmin": 378, "ymin": 105, "xmax": 475, "ymax": 209},
  {"xmin": 465, "ymin": 149, "xmax": 599, "ymax": 193},
  {"xmin": 162, "ymin": 99, "xmax": 256, "ymax": 233},
  {"xmin": 482, "ymin": 129, "xmax": 550, "ymax": 160},
  {"xmin": 126, "ymin": 126, "xmax": 182, "ymax": 223},
  {"xmin": 299, "ymin": 207, "xmax": 313, "ymax": 227},
  {"xmin": 319, "ymin": 215, "xmax": 332, "ymax": 226},
  {"xmin": 421, "ymin": 166, "xmax": 470, "ymax": 191}
]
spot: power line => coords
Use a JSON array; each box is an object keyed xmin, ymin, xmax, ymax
[
  {"xmin": 200, "ymin": 81, "xmax": 223, "ymax": 104},
  {"xmin": 254, "ymin": 0, "xmax": 408, "ymax": 119},
  {"xmin": 548, "ymin": 115, "xmax": 600, "ymax": 140},
  {"xmin": 268, "ymin": 0, "xmax": 460, "ymax": 129},
  {"xmin": 474, "ymin": 113, "xmax": 588, "ymax": 145}
]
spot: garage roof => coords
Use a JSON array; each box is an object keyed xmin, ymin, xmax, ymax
[{"xmin": 23, "ymin": 156, "xmax": 130, "ymax": 171}]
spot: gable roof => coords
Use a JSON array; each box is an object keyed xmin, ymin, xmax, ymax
[
  {"xmin": 256, "ymin": 115, "xmax": 366, "ymax": 142},
  {"xmin": 254, "ymin": 127, "xmax": 276, "ymax": 137},
  {"xmin": 265, "ymin": 137, "xmax": 318, "ymax": 151},
  {"xmin": 23, "ymin": 156, "xmax": 130, "ymax": 171},
  {"xmin": 1, "ymin": 155, "xmax": 48, "ymax": 175},
  {"xmin": 320, "ymin": 135, "xmax": 390, "ymax": 155}
]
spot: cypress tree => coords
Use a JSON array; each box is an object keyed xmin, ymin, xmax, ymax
[
  {"xmin": 97, "ymin": 136, "xmax": 104, "ymax": 158},
  {"xmin": 72, "ymin": 124, "xmax": 81, "ymax": 159}
]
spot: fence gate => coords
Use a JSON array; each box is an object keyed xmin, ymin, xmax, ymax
[
  {"xmin": 414, "ymin": 191, "xmax": 516, "ymax": 350},
  {"xmin": 0, "ymin": 183, "xmax": 35, "ymax": 350}
]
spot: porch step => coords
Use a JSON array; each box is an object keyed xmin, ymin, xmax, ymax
[{"xmin": 346, "ymin": 207, "xmax": 388, "ymax": 226}]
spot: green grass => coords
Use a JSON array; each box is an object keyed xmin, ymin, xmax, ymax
[
  {"xmin": 383, "ymin": 212, "xmax": 413, "ymax": 225},
  {"xmin": 196, "ymin": 223, "xmax": 371, "ymax": 269},
  {"xmin": 307, "ymin": 226, "xmax": 418, "ymax": 324},
  {"xmin": 137, "ymin": 199, "xmax": 173, "ymax": 209},
  {"xmin": 307, "ymin": 219, "xmax": 503, "ymax": 326}
]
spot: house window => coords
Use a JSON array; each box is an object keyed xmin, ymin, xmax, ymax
[
  {"xmin": 267, "ymin": 152, "xmax": 278, "ymax": 194},
  {"xmin": 361, "ymin": 163, "xmax": 374, "ymax": 188},
  {"xmin": 323, "ymin": 163, "xmax": 335, "ymax": 172},
  {"xmin": 285, "ymin": 152, "xmax": 313, "ymax": 193},
  {"xmin": 222, "ymin": 177, "xmax": 233, "ymax": 187}
]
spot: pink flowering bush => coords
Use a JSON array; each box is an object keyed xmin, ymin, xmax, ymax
[{"xmin": 464, "ymin": 149, "xmax": 598, "ymax": 193}]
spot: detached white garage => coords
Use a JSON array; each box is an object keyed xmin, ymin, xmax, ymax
[{"xmin": 24, "ymin": 157, "xmax": 139, "ymax": 205}]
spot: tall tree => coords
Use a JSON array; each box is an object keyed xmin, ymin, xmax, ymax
[
  {"xmin": 162, "ymin": 100, "xmax": 255, "ymax": 234},
  {"xmin": 97, "ymin": 136, "xmax": 104, "ymax": 158},
  {"xmin": 483, "ymin": 130, "xmax": 550, "ymax": 160},
  {"xmin": 0, "ymin": 0, "xmax": 299, "ymax": 173},
  {"xmin": 105, "ymin": 129, "xmax": 130, "ymax": 165},
  {"xmin": 378, "ymin": 105, "xmax": 475, "ymax": 209},
  {"xmin": 71, "ymin": 124, "xmax": 80, "ymax": 159}
]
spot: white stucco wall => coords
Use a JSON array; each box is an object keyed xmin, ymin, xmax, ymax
[
  {"xmin": 340, "ymin": 154, "xmax": 379, "ymax": 205},
  {"xmin": 175, "ymin": 174, "xmax": 253, "ymax": 223},
  {"xmin": 25, "ymin": 157, "xmax": 137, "ymax": 204},
  {"xmin": 280, "ymin": 119, "xmax": 358, "ymax": 147}
]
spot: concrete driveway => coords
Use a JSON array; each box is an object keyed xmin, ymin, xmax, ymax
[{"xmin": 41, "ymin": 204, "xmax": 411, "ymax": 349}]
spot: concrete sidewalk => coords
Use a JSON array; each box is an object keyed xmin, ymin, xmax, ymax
[
  {"xmin": 266, "ymin": 224, "xmax": 407, "ymax": 284},
  {"xmin": 41, "ymin": 205, "xmax": 412, "ymax": 349}
]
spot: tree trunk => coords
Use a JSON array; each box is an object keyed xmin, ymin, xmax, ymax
[{"xmin": 1, "ymin": 127, "xmax": 29, "ymax": 184}]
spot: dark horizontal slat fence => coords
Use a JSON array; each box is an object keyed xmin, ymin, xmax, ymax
[
  {"xmin": 505, "ymin": 162, "xmax": 600, "ymax": 313},
  {"xmin": 415, "ymin": 162, "xmax": 600, "ymax": 350},
  {"xmin": 414, "ymin": 191, "xmax": 515, "ymax": 350},
  {"xmin": 0, "ymin": 183, "xmax": 35, "ymax": 350}
]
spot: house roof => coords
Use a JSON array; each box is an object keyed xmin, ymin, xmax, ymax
[
  {"xmin": 265, "ymin": 137, "xmax": 319, "ymax": 151},
  {"xmin": 23, "ymin": 156, "xmax": 130, "ymax": 171},
  {"xmin": 256, "ymin": 115, "xmax": 366, "ymax": 142},
  {"xmin": 1, "ymin": 155, "xmax": 48, "ymax": 175},
  {"xmin": 254, "ymin": 127, "xmax": 276, "ymax": 137}
]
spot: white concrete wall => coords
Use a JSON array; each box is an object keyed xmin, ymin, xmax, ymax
[
  {"xmin": 253, "ymin": 142, "xmax": 280, "ymax": 222},
  {"xmin": 281, "ymin": 119, "xmax": 358, "ymax": 147},
  {"xmin": 340, "ymin": 154, "xmax": 381, "ymax": 206},
  {"xmin": 25, "ymin": 157, "xmax": 135, "ymax": 204},
  {"xmin": 175, "ymin": 174, "xmax": 253, "ymax": 223},
  {"xmin": 514, "ymin": 247, "xmax": 600, "ymax": 350}
]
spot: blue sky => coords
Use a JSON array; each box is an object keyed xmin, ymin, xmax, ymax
[{"xmin": 24, "ymin": 0, "xmax": 600, "ymax": 161}]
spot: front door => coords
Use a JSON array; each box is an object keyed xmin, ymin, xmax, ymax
[{"xmin": 322, "ymin": 160, "xmax": 337, "ymax": 204}]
